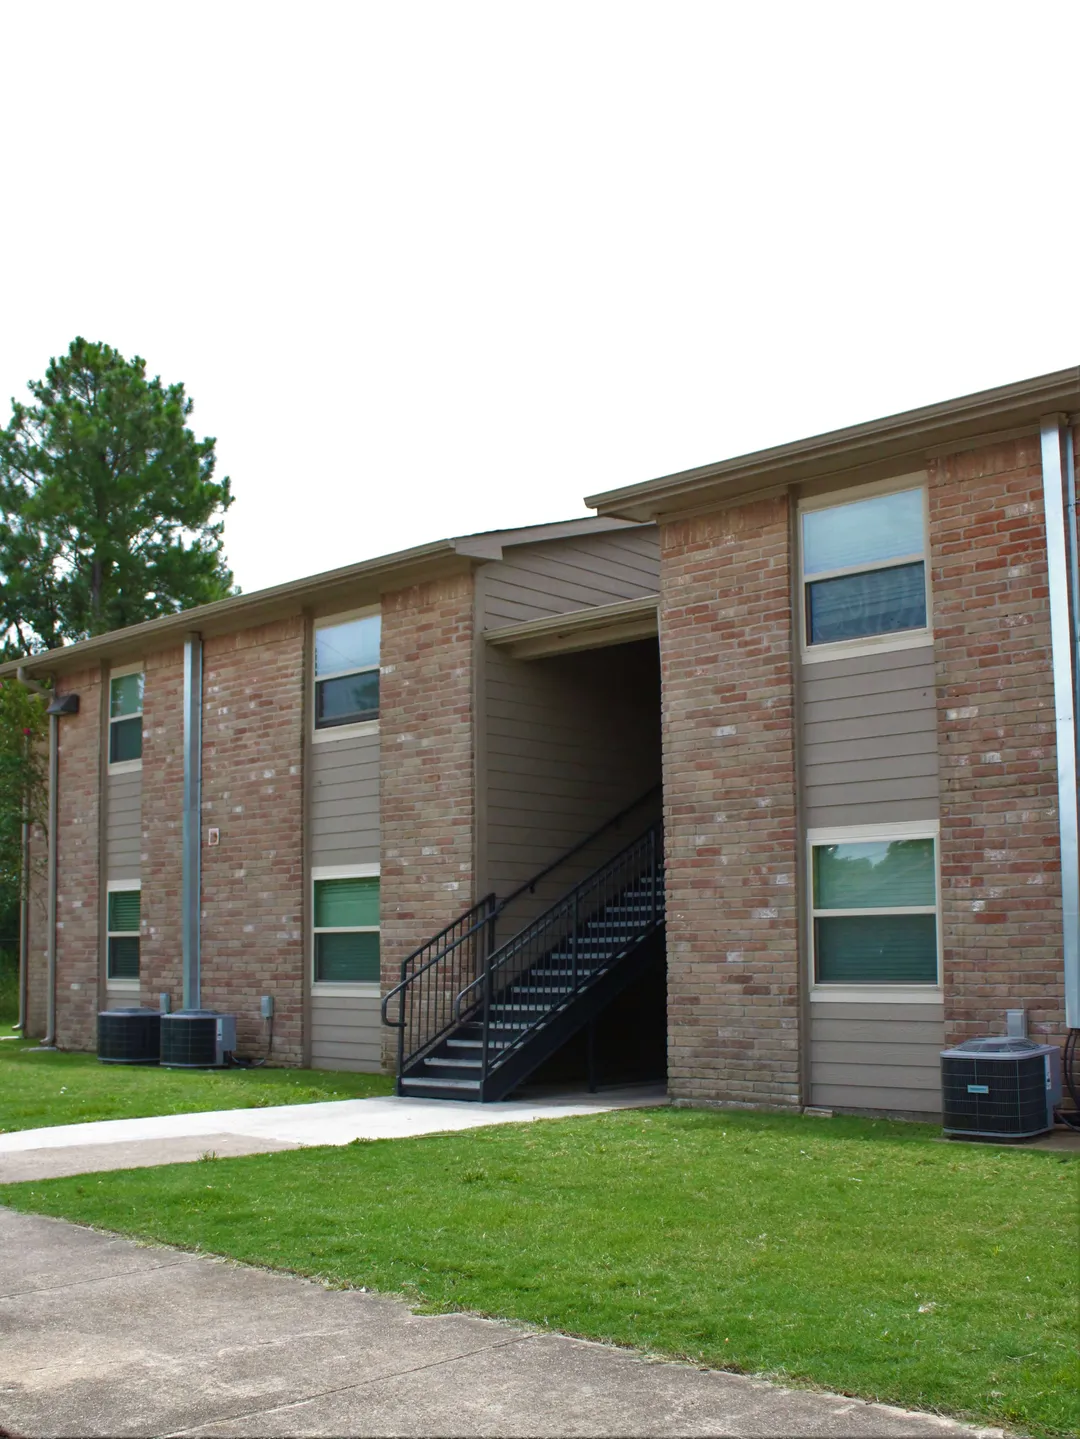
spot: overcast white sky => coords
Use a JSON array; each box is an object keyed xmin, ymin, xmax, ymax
[{"xmin": 2, "ymin": 2, "xmax": 1077, "ymax": 595}]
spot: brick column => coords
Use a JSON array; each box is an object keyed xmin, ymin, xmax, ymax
[
  {"xmin": 52, "ymin": 665, "xmax": 103, "ymax": 1051},
  {"xmin": 140, "ymin": 646, "xmax": 185, "ymax": 1011},
  {"xmin": 200, "ymin": 618, "xmax": 305, "ymax": 1064},
  {"xmin": 380, "ymin": 572, "xmax": 475, "ymax": 1070},
  {"xmin": 930, "ymin": 435, "xmax": 1065, "ymax": 1047},
  {"xmin": 659, "ymin": 496, "xmax": 800, "ymax": 1108}
]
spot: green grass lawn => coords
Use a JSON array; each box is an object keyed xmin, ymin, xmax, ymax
[
  {"xmin": 2, "ymin": 1108, "xmax": 1075, "ymax": 1436},
  {"xmin": 0, "ymin": 1031, "xmax": 393, "ymax": 1132}
]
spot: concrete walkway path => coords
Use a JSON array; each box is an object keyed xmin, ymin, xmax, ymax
[
  {"xmin": 0, "ymin": 1209, "xmax": 1002, "ymax": 1439},
  {"xmin": 0, "ymin": 1087, "xmax": 666, "ymax": 1183}
]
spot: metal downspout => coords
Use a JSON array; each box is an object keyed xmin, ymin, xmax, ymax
[
  {"xmin": 1040, "ymin": 417, "xmax": 1080, "ymax": 1030},
  {"xmin": 15, "ymin": 819, "xmax": 29, "ymax": 1029},
  {"xmin": 182, "ymin": 634, "xmax": 203, "ymax": 1012},
  {"xmin": 43, "ymin": 711, "xmax": 59, "ymax": 1046}
]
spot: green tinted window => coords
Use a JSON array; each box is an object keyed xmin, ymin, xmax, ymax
[
  {"xmin": 314, "ymin": 931, "xmax": 380, "ymax": 983},
  {"xmin": 814, "ymin": 914, "xmax": 937, "ymax": 984},
  {"xmin": 813, "ymin": 839, "xmax": 935, "ymax": 910},
  {"xmin": 315, "ymin": 877, "xmax": 379, "ymax": 929},
  {"xmin": 108, "ymin": 889, "xmax": 141, "ymax": 933},
  {"xmin": 110, "ymin": 673, "xmax": 144, "ymax": 718},
  {"xmin": 107, "ymin": 936, "xmax": 140, "ymax": 980}
]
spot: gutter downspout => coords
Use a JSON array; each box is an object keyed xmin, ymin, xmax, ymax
[
  {"xmin": 16, "ymin": 818, "xmax": 28, "ymax": 1030},
  {"xmin": 182, "ymin": 633, "xmax": 203, "ymax": 1011},
  {"xmin": 43, "ymin": 710, "xmax": 59, "ymax": 1046},
  {"xmin": 1040, "ymin": 417, "xmax": 1080, "ymax": 1030}
]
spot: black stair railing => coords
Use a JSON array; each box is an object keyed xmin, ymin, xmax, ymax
[
  {"xmin": 458, "ymin": 824, "xmax": 663, "ymax": 1092},
  {"xmin": 380, "ymin": 892, "xmax": 497, "ymax": 1082},
  {"xmin": 382, "ymin": 784, "xmax": 661, "ymax": 1083}
]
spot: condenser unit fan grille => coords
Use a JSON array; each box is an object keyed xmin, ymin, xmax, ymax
[
  {"xmin": 942, "ymin": 1056, "xmax": 1048, "ymax": 1135},
  {"xmin": 97, "ymin": 1008, "xmax": 161, "ymax": 1065},
  {"xmin": 161, "ymin": 1012, "xmax": 221, "ymax": 1068}
]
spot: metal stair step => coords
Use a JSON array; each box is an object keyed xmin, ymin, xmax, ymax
[{"xmin": 400, "ymin": 1076, "xmax": 480, "ymax": 1093}]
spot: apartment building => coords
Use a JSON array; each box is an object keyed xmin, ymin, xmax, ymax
[{"xmin": 10, "ymin": 367, "xmax": 1078, "ymax": 1120}]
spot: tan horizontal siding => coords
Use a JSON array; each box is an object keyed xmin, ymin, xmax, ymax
[
  {"xmin": 810, "ymin": 1084, "xmax": 941, "ymax": 1116},
  {"xmin": 106, "ymin": 771, "xmax": 141, "ymax": 881},
  {"xmin": 809, "ymin": 999, "xmax": 944, "ymax": 1112},
  {"xmin": 310, "ymin": 730, "xmax": 379, "ymax": 868},
  {"xmin": 479, "ymin": 530, "xmax": 660, "ymax": 628},
  {"xmin": 802, "ymin": 646, "xmax": 939, "ymax": 830},
  {"xmin": 310, "ymin": 993, "xmax": 382, "ymax": 1072}
]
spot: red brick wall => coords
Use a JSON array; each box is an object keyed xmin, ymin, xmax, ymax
[
  {"xmin": 24, "ymin": 822, "xmax": 48, "ymax": 1037},
  {"xmin": 140, "ymin": 647, "xmax": 185, "ymax": 1010},
  {"xmin": 200, "ymin": 618, "xmax": 305, "ymax": 1064},
  {"xmin": 930, "ymin": 435, "xmax": 1065, "ymax": 1046},
  {"xmin": 659, "ymin": 497, "xmax": 801, "ymax": 1107},
  {"xmin": 380, "ymin": 573, "xmax": 475, "ymax": 1068},
  {"xmin": 52, "ymin": 665, "xmax": 103, "ymax": 1050}
]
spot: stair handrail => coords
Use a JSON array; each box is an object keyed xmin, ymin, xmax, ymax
[
  {"xmin": 455, "ymin": 820, "xmax": 662, "ymax": 1020},
  {"xmin": 380, "ymin": 784, "xmax": 663, "ymax": 1086},
  {"xmin": 470, "ymin": 823, "xmax": 664, "ymax": 1090},
  {"xmin": 380, "ymin": 892, "xmax": 496, "ymax": 1030},
  {"xmin": 494, "ymin": 781, "xmax": 661, "ymax": 916},
  {"xmin": 381, "ymin": 781, "xmax": 661, "ymax": 1032}
]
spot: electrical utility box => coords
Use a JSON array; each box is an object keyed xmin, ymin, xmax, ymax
[{"xmin": 941, "ymin": 1037, "xmax": 1061, "ymax": 1140}]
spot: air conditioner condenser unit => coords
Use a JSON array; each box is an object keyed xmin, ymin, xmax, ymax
[
  {"xmin": 941, "ymin": 1037, "xmax": 1061, "ymax": 1140},
  {"xmin": 160, "ymin": 1010, "xmax": 237, "ymax": 1068}
]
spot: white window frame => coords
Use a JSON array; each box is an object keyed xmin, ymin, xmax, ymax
[
  {"xmin": 105, "ymin": 878, "xmax": 142, "ymax": 990},
  {"xmin": 798, "ymin": 474, "xmax": 933, "ymax": 665},
  {"xmin": 108, "ymin": 661, "xmax": 144, "ymax": 774},
  {"xmin": 311, "ymin": 863, "xmax": 381, "ymax": 995},
  {"xmin": 312, "ymin": 607, "xmax": 381, "ymax": 743},
  {"xmin": 807, "ymin": 820, "xmax": 942, "ymax": 1004}
]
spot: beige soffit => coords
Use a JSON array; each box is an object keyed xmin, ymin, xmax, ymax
[
  {"xmin": 0, "ymin": 534, "xmax": 501, "ymax": 681},
  {"xmin": 484, "ymin": 594, "xmax": 659, "ymax": 660},
  {"xmin": 586, "ymin": 366, "xmax": 1080, "ymax": 522}
]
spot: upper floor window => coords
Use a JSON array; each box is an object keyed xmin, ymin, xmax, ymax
[
  {"xmin": 314, "ymin": 613, "xmax": 380, "ymax": 730},
  {"xmin": 801, "ymin": 485, "xmax": 928, "ymax": 648},
  {"xmin": 109, "ymin": 670, "xmax": 144, "ymax": 764}
]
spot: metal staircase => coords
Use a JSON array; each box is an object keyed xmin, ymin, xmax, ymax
[{"xmin": 382, "ymin": 798, "xmax": 665, "ymax": 1102}]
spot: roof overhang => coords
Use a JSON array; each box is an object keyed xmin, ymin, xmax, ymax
[
  {"xmin": 586, "ymin": 367, "xmax": 1080, "ymax": 522},
  {"xmin": 484, "ymin": 595, "xmax": 659, "ymax": 660},
  {"xmin": 0, "ymin": 536, "xmax": 493, "ymax": 681}
]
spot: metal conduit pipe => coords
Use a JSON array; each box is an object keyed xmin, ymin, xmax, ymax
[{"xmin": 1040, "ymin": 416, "xmax": 1080, "ymax": 1030}]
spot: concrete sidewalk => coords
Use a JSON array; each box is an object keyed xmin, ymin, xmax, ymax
[
  {"xmin": 0, "ymin": 1209, "xmax": 1002, "ymax": 1439},
  {"xmin": 0, "ymin": 1087, "xmax": 665, "ymax": 1183}
]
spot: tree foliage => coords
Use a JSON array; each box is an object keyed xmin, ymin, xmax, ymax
[
  {"xmin": 0, "ymin": 680, "xmax": 48, "ymax": 919},
  {"xmin": 0, "ymin": 337, "xmax": 235, "ymax": 654}
]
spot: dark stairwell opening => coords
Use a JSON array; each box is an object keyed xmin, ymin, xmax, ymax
[{"xmin": 480, "ymin": 635, "xmax": 667, "ymax": 1099}]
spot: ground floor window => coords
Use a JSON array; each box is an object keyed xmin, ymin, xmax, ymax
[
  {"xmin": 106, "ymin": 884, "xmax": 141, "ymax": 980},
  {"xmin": 313, "ymin": 867, "xmax": 380, "ymax": 985},
  {"xmin": 809, "ymin": 826, "xmax": 938, "ymax": 985}
]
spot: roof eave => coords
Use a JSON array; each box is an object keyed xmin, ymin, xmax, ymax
[
  {"xmin": 0, "ymin": 537, "xmax": 475, "ymax": 681},
  {"xmin": 586, "ymin": 366, "xmax": 1080, "ymax": 521}
]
